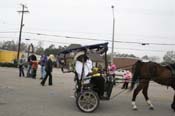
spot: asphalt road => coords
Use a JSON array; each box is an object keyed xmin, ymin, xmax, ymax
[{"xmin": 0, "ymin": 67, "xmax": 174, "ymax": 116}]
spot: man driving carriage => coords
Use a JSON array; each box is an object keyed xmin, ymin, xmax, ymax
[
  {"xmin": 74, "ymin": 51, "xmax": 105, "ymax": 98},
  {"xmin": 58, "ymin": 43, "xmax": 116, "ymax": 112}
]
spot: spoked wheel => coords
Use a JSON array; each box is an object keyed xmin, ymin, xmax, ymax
[{"xmin": 76, "ymin": 91, "xmax": 99, "ymax": 113}]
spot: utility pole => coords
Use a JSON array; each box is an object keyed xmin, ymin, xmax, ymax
[
  {"xmin": 17, "ymin": 4, "xmax": 29, "ymax": 61},
  {"xmin": 111, "ymin": 5, "xmax": 115, "ymax": 63}
]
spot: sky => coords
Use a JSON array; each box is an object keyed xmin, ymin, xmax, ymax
[{"xmin": 0, "ymin": 0, "xmax": 175, "ymax": 60}]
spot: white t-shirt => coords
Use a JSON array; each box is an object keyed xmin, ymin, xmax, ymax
[{"xmin": 75, "ymin": 59, "xmax": 92, "ymax": 80}]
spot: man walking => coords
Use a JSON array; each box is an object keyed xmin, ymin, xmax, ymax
[{"xmin": 40, "ymin": 54, "xmax": 54, "ymax": 86}]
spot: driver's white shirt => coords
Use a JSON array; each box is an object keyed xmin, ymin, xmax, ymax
[{"xmin": 75, "ymin": 59, "xmax": 92, "ymax": 80}]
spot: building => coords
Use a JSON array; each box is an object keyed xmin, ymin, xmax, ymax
[{"xmin": 113, "ymin": 57, "xmax": 139, "ymax": 72}]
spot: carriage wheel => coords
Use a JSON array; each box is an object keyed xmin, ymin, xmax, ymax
[
  {"xmin": 76, "ymin": 91, "xmax": 99, "ymax": 113},
  {"xmin": 74, "ymin": 90, "xmax": 79, "ymax": 98}
]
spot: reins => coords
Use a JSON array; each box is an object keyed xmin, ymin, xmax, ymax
[{"xmin": 116, "ymin": 64, "xmax": 135, "ymax": 70}]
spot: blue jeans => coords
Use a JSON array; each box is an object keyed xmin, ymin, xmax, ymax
[
  {"xmin": 41, "ymin": 66, "xmax": 46, "ymax": 79},
  {"xmin": 27, "ymin": 64, "xmax": 32, "ymax": 77}
]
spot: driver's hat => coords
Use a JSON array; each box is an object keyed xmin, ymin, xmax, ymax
[{"xmin": 74, "ymin": 51, "xmax": 84, "ymax": 61}]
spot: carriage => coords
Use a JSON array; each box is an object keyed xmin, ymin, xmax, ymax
[
  {"xmin": 58, "ymin": 42, "xmax": 116, "ymax": 113},
  {"xmin": 58, "ymin": 42, "xmax": 175, "ymax": 112}
]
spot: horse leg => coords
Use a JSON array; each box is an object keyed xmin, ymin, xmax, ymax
[
  {"xmin": 171, "ymin": 85, "xmax": 175, "ymax": 111},
  {"xmin": 131, "ymin": 82, "xmax": 145, "ymax": 110},
  {"xmin": 142, "ymin": 81, "xmax": 154, "ymax": 110},
  {"xmin": 171, "ymin": 94, "xmax": 175, "ymax": 111}
]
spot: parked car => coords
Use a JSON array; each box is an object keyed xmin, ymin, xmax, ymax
[{"xmin": 115, "ymin": 69, "xmax": 127, "ymax": 79}]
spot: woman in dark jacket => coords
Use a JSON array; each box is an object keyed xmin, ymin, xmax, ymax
[{"xmin": 40, "ymin": 55, "xmax": 54, "ymax": 86}]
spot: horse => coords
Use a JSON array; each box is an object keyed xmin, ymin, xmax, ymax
[{"xmin": 130, "ymin": 60, "xmax": 175, "ymax": 111}]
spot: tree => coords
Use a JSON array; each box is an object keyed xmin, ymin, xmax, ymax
[
  {"xmin": 45, "ymin": 44, "xmax": 56, "ymax": 55},
  {"xmin": 44, "ymin": 44, "xmax": 67, "ymax": 56},
  {"xmin": 35, "ymin": 41, "xmax": 44, "ymax": 55},
  {"xmin": 37, "ymin": 41, "xmax": 44, "ymax": 48},
  {"xmin": 48, "ymin": 44, "xmax": 55, "ymax": 49},
  {"xmin": 142, "ymin": 55, "xmax": 160, "ymax": 62},
  {"xmin": 1, "ymin": 40, "xmax": 17, "ymax": 51},
  {"xmin": 142, "ymin": 55, "xmax": 149, "ymax": 60},
  {"xmin": 114, "ymin": 53, "xmax": 137, "ymax": 58},
  {"xmin": 36, "ymin": 47, "xmax": 44, "ymax": 55},
  {"xmin": 163, "ymin": 51, "xmax": 175, "ymax": 64},
  {"xmin": 20, "ymin": 42, "xmax": 28, "ymax": 52},
  {"xmin": 148, "ymin": 56, "xmax": 160, "ymax": 62},
  {"xmin": 0, "ymin": 41, "xmax": 2, "ymax": 48}
]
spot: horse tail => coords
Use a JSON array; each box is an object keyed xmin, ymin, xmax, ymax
[{"xmin": 130, "ymin": 60, "xmax": 142, "ymax": 91}]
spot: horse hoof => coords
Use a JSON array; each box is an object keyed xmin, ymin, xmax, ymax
[
  {"xmin": 132, "ymin": 107, "xmax": 138, "ymax": 110},
  {"xmin": 149, "ymin": 107, "xmax": 154, "ymax": 110},
  {"xmin": 171, "ymin": 103, "xmax": 175, "ymax": 111}
]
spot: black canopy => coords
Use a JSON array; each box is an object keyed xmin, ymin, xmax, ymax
[{"xmin": 58, "ymin": 42, "xmax": 108, "ymax": 55}]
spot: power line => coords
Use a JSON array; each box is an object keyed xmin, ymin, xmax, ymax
[
  {"xmin": 114, "ymin": 47, "xmax": 166, "ymax": 52},
  {"xmin": 0, "ymin": 31, "xmax": 18, "ymax": 33},
  {"xmin": 0, "ymin": 31, "xmax": 174, "ymax": 46},
  {"xmin": 1, "ymin": 30, "xmax": 174, "ymax": 41},
  {"xmin": 118, "ymin": 33, "xmax": 175, "ymax": 40},
  {"xmin": 0, "ymin": 30, "xmax": 174, "ymax": 40},
  {"xmin": 23, "ymin": 31, "xmax": 175, "ymax": 46},
  {"xmin": 30, "ymin": 38, "xmax": 70, "ymax": 45},
  {"xmin": 27, "ymin": 38, "xmax": 168, "ymax": 53},
  {"xmin": 0, "ymin": 36, "xmax": 18, "ymax": 39},
  {"xmin": 0, "ymin": 37, "xmax": 169, "ymax": 53},
  {"xmin": 114, "ymin": 40, "xmax": 175, "ymax": 46}
]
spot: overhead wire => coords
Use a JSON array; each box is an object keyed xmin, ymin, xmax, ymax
[
  {"xmin": 23, "ymin": 31, "xmax": 175, "ymax": 46},
  {"xmin": 0, "ymin": 31, "xmax": 18, "ymax": 33},
  {"xmin": 114, "ymin": 48, "xmax": 166, "ymax": 52},
  {"xmin": 0, "ymin": 31, "xmax": 175, "ymax": 46},
  {"xmin": 0, "ymin": 30, "xmax": 174, "ymax": 40},
  {"xmin": 27, "ymin": 38, "xmax": 167, "ymax": 53}
]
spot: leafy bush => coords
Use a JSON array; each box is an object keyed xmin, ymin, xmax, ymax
[
  {"xmin": 0, "ymin": 62, "xmax": 17, "ymax": 68},
  {"xmin": 13, "ymin": 59, "xmax": 18, "ymax": 65}
]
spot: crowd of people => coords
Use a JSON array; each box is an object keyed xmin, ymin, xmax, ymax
[{"xmin": 18, "ymin": 52, "xmax": 54, "ymax": 86}]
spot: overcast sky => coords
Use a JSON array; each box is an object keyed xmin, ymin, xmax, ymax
[{"xmin": 0, "ymin": 0, "xmax": 175, "ymax": 60}]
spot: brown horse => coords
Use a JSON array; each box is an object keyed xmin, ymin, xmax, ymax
[{"xmin": 130, "ymin": 60, "xmax": 175, "ymax": 111}]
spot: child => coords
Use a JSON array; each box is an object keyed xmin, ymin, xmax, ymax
[
  {"xmin": 122, "ymin": 71, "xmax": 132, "ymax": 89},
  {"xmin": 18, "ymin": 55, "xmax": 25, "ymax": 77},
  {"xmin": 31, "ymin": 61, "xmax": 38, "ymax": 79}
]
